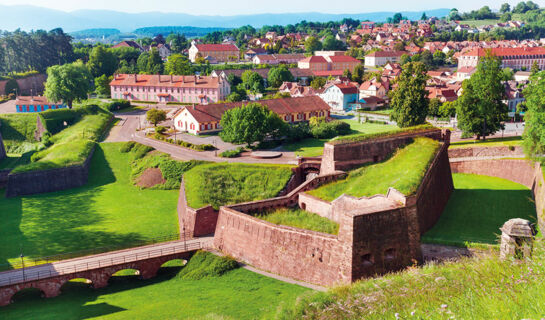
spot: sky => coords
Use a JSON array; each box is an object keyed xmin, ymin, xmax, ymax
[{"xmin": 0, "ymin": 0, "xmax": 544, "ymax": 15}]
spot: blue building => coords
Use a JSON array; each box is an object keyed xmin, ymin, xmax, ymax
[{"xmin": 15, "ymin": 96, "xmax": 66, "ymax": 113}]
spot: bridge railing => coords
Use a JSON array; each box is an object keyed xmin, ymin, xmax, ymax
[
  {"xmin": 0, "ymin": 232, "xmax": 192, "ymax": 271},
  {"xmin": 0, "ymin": 239, "xmax": 204, "ymax": 287}
]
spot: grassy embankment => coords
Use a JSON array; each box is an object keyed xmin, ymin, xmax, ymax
[
  {"xmin": 422, "ymin": 173, "xmax": 536, "ymax": 247},
  {"xmin": 309, "ymin": 137, "xmax": 440, "ymax": 201},
  {"xmin": 255, "ymin": 208, "xmax": 339, "ymax": 235},
  {"xmin": 0, "ymin": 143, "xmax": 180, "ymax": 269},
  {"xmin": 282, "ymin": 119, "xmax": 395, "ymax": 157},
  {"xmin": 183, "ymin": 162, "xmax": 294, "ymax": 209},
  {"xmin": 0, "ymin": 251, "xmax": 309, "ymax": 320},
  {"xmin": 449, "ymin": 136, "xmax": 523, "ymax": 149}
]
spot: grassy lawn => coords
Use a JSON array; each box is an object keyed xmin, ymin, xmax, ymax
[
  {"xmin": 0, "ymin": 253, "xmax": 309, "ymax": 320},
  {"xmin": 281, "ymin": 120, "xmax": 395, "ymax": 157},
  {"xmin": 0, "ymin": 153, "xmax": 31, "ymax": 170},
  {"xmin": 308, "ymin": 137, "xmax": 439, "ymax": 201},
  {"xmin": 422, "ymin": 173, "xmax": 536, "ymax": 246},
  {"xmin": 0, "ymin": 113, "xmax": 40, "ymax": 154},
  {"xmin": 0, "ymin": 142, "xmax": 179, "ymax": 268},
  {"xmin": 278, "ymin": 239, "xmax": 545, "ymax": 319},
  {"xmin": 450, "ymin": 136, "xmax": 522, "ymax": 149},
  {"xmin": 183, "ymin": 162, "xmax": 293, "ymax": 209},
  {"xmin": 255, "ymin": 207, "xmax": 339, "ymax": 235},
  {"xmin": 357, "ymin": 109, "xmax": 393, "ymax": 116}
]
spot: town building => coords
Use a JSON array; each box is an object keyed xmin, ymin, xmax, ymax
[
  {"xmin": 173, "ymin": 96, "xmax": 330, "ymax": 135},
  {"xmin": 458, "ymin": 47, "xmax": 545, "ymax": 70},
  {"xmin": 188, "ymin": 43, "xmax": 239, "ymax": 63},
  {"xmin": 319, "ymin": 82, "xmax": 359, "ymax": 111},
  {"xmin": 359, "ymin": 79, "xmax": 389, "ymax": 99},
  {"xmin": 112, "ymin": 41, "xmax": 144, "ymax": 51},
  {"xmin": 15, "ymin": 96, "xmax": 66, "ymax": 113},
  {"xmin": 364, "ymin": 51, "xmax": 406, "ymax": 67},
  {"xmin": 109, "ymin": 73, "xmax": 230, "ymax": 104},
  {"xmin": 252, "ymin": 53, "xmax": 305, "ymax": 65},
  {"xmin": 298, "ymin": 53, "xmax": 360, "ymax": 72}
]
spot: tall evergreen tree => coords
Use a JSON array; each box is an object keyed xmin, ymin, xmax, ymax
[{"xmin": 389, "ymin": 62, "xmax": 429, "ymax": 127}]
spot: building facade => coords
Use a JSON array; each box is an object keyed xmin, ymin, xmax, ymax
[
  {"xmin": 319, "ymin": 83, "xmax": 359, "ymax": 111},
  {"xmin": 109, "ymin": 74, "xmax": 230, "ymax": 104},
  {"xmin": 15, "ymin": 96, "xmax": 66, "ymax": 113},
  {"xmin": 364, "ymin": 51, "xmax": 406, "ymax": 67},
  {"xmin": 188, "ymin": 43, "xmax": 239, "ymax": 63},
  {"xmin": 458, "ymin": 47, "xmax": 545, "ymax": 70}
]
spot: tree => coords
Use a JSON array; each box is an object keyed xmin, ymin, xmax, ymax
[
  {"xmin": 394, "ymin": 41, "xmax": 406, "ymax": 52},
  {"xmin": 241, "ymin": 70, "xmax": 264, "ymax": 93},
  {"xmin": 531, "ymin": 61, "xmax": 540, "ymax": 75},
  {"xmin": 421, "ymin": 12, "xmax": 428, "ymax": 20},
  {"xmin": 146, "ymin": 108, "xmax": 167, "ymax": 126},
  {"xmin": 137, "ymin": 52, "xmax": 150, "ymax": 73},
  {"xmin": 501, "ymin": 67, "xmax": 515, "ymax": 81},
  {"xmin": 44, "ymin": 61, "xmax": 92, "ymax": 109},
  {"xmin": 164, "ymin": 54, "xmax": 193, "ymax": 75},
  {"xmin": 87, "ymin": 45, "xmax": 118, "ymax": 77},
  {"xmin": 94, "ymin": 74, "xmax": 112, "ymax": 97},
  {"xmin": 219, "ymin": 103, "xmax": 284, "ymax": 146},
  {"xmin": 432, "ymin": 51, "xmax": 446, "ymax": 67},
  {"xmin": 522, "ymin": 71, "xmax": 545, "ymax": 158},
  {"xmin": 304, "ymin": 36, "xmax": 322, "ymax": 54},
  {"xmin": 456, "ymin": 53, "xmax": 508, "ymax": 139},
  {"xmin": 389, "ymin": 62, "xmax": 429, "ymax": 128},
  {"xmin": 267, "ymin": 65, "xmax": 294, "ymax": 88},
  {"xmin": 500, "ymin": 12, "xmax": 512, "ymax": 22},
  {"xmin": 310, "ymin": 77, "xmax": 326, "ymax": 89},
  {"xmin": 500, "ymin": 3, "xmax": 511, "ymax": 13},
  {"xmin": 352, "ymin": 64, "xmax": 365, "ymax": 83},
  {"xmin": 428, "ymin": 98, "xmax": 442, "ymax": 117},
  {"xmin": 400, "ymin": 54, "xmax": 411, "ymax": 65},
  {"xmin": 147, "ymin": 48, "xmax": 164, "ymax": 74},
  {"xmin": 322, "ymin": 35, "xmax": 345, "ymax": 51},
  {"xmin": 439, "ymin": 101, "xmax": 457, "ymax": 117},
  {"xmin": 166, "ymin": 33, "xmax": 188, "ymax": 53}
]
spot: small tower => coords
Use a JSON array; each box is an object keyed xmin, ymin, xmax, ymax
[{"xmin": 500, "ymin": 218, "xmax": 534, "ymax": 260}]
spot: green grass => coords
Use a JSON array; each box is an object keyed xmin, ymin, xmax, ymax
[
  {"xmin": 357, "ymin": 108, "xmax": 393, "ymax": 116},
  {"xmin": 281, "ymin": 120, "xmax": 395, "ymax": 157},
  {"xmin": 309, "ymin": 137, "xmax": 440, "ymax": 201},
  {"xmin": 0, "ymin": 253, "xmax": 309, "ymax": 320},
  {"xmin": 422, "ymin": 173, "xmax": 536, "ymax": 246},
  {"xmin": 277, "ymin": 238, "xmax": 545, "ymax": 319},
  {"xmin": 255, "ymin": 207, "xmax": 339, "ymax": 235},
  {"xmin": 183, "ymin": 162, "xmax": 294, "ymax": 209},
  {"xmin": 177, "ymin": 251, "xmax": 238, "ymax": 280},
  {"xmin": 449, "ymin": 136, "xmax": 522, "ymax": 149},
  {"xmin": 458, "ymin": 19, "xmax": 500, "ymax": 27},
  {"xmin": 330, "ymin": 124, "xmax": 435, "ymax": 144},
  {"xmin": 0, "ymin": 113, "xmax": 40, "ymax": 154},
  {"xmin": 0, "ymin": 153, "xmax": 31, "ymax": 170},
  {"xmin": 0, "ymin": 143, "xmax": 179, "ymax": 268}
]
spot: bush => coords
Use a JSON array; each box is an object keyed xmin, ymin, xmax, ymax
[
  {"xmin": 220, "ymin": 147, "xmax": 244, "ymax": 158},
  {"xmin": 310, "ymin": 120, "xmax": 351, "ymax": 139},
  {"xmin": 285, "ymin": 122, "xmax": 311, "ymax": 142},
  {"xmin": 131, "ymin": 143, "xmax": 154, "ymax": 160},
  {"xmin": 104, "ymin": 99, "xmax": 131, "ymax": 111},
  {"xmin": 119, "ymin": 141, "xmax": 137, "ymax": 153},
  {"xmin": 156, "ymin": 126, "xmax": 167, "ymax": 134},
  {"xmin": 177, "ymin": 251, "xmax": 238, "ymax": 280}
]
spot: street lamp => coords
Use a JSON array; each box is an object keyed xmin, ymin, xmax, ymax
[
  {"xmin": 20, "ymin": 253, "xmax": 25, "ymax": 281},
  {"xmin": 183, "ymin": 225, "xmax": 187, "ymax": 251}
]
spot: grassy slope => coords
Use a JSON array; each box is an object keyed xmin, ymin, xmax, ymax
[
  {"xmin": 183, "ymin": 162, "xmax": 293, "ymax": 209},
  {"xmin": 278, "ymin": 239, "xmax": 545, "ymax": 320},
  {"xmin": 0, "ymin": 113, "xmax": 39, "ymax": 154},
  {"xmin": 309, "ymin": 137, "xmax": 439, "ymax": 201},
  {"xmin": 282, "ymin": 120, "xmax": 395, "ymax": 157},
  {"xmin": 422, "ymin": 173, "xmax": 536, "ymax": 246},
  {"xmin": 0, "ymin": 143, "xmax": 179, "ymax": 268},
  {"xmin": 449, "ymin": 136, "xmax": 522, "ymax": 149},
  {"xmin": 255, "ymin": 208, "xmax": 339, "ymax": 235},
  {"xmin": 0, "ymin": 255, "xmax": 308, "ymax": 320}
]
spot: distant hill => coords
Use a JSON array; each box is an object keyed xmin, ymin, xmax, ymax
[
  {"xmin": 0, "ymin": 5, "xmax": 450, "ymax": 32},
  {"xmin": 70, "ymin": 28, "xmax": 121, "ymax": 39},
  {"xmin": 133, "ymin": 26, "xmax": 230, "ymax": 37}
]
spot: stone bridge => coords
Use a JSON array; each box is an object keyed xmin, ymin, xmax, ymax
[{"xmin": 0, "ymin": 237, "xmax": 213, "ymax": 306}]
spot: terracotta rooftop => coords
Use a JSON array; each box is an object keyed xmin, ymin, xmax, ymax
[
  {"xmin": 195, "ymin": 43, "xmax": 239, "ymax": 51},
  {"xmin": 15, "ymin": 96, "xmax": 61, "ymax": 105},
  {"xmin": 109, "ymin": 74, "xmax": 224, "ymax": 89}
]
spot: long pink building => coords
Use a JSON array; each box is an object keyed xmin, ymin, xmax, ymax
[
  {"xmin": 458, "ymin": 47, "xmax": 545, "ymax": 70},
  {"xmin": 109, "ymin": 73, "xmax": 231, "ymax": 104}
]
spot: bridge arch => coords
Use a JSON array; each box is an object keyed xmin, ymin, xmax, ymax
[
  {"xmin": 60, "ymin": 277, "xmax": 93, "ymax": 293},
  {"xmin": 9, "ymin": 287, "xmax": 46, "ymax": 304}
]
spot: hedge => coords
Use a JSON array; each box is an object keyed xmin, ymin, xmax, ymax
[{"xmin": 330, "ymin": 124, "xmax": 436, "ymax": 145}]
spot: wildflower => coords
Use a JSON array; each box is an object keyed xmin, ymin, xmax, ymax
[
  {"xmin": 441, "ymin": 304, "xmax": 448, "ymax": 309},
  {"xmin": 395, "ymin": 312, "xmax": 400, "ymax": 319}
]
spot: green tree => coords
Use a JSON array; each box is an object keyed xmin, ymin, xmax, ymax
[
  {"xmin": 219, "ymin": 103, "xmax": 284, "ymax": 146},
  {"xmin": 421, "ymin": 12, "xmax": 428, "ymax": 20},
  {"xmin": 164, "ymin": 54, "xmax": 193, "ymax": 75},
  {"xmin": 456, "ymin": 54, "xmax": 508, "ymax": 139},
  {"xmin": 147, "ymin": 48, "xmax": 164, "ymax": 74},
  {"xmin": 94, "ymin": 74, "xmax": 113, "ymax": 97},
  {"xmin": 322, "ymin": 35, "xmax": 345, "ymax": 51},
  {"xmin": 310, "ymin": 77, "xmax": 326, "ymax": 89},
  {"xmin": 304, "ymin": 36, "xmax": 322, "ymax": 54},
  {"xmin": 351, "ymin": 64, "xmax": 365, "ymax": 83},
  {"xmin": 400, "ymin": 54, "xmax": 412, "ymax": 65},
  {"xmin": 389, "ymin": 62, "xmax": 429, "ymax": 127},
  {"xmin": 522, "ymin": 71, "xmax": 545, "ymax": 158},
  {"xmin": 439, "ymin": 101, "xmax": 457, "ymax": 117},
  {"xmin": 502, "ymin": 67, "xmax": 515, "ymax": 81},
  {"xmin": 428, "ymin": 98, "xmax": 442, "ymax": 117},
  {"xmin": 500, "ymin": 3, "xmax": 511, "ymax": 13},
  {"xmin": 531, "ymin": 61, "xmax": 540, "ymax": 75},
  {"xmin": 146, "ymin": 108, "xmax": 167, "ymax": 126},
  {"xmin": 267, "ymin": 65, "xmax": 294, "ymax": 88},
  {"xmin": 87, "ymin": 45, "xmax": 118, "ymax": 77},
  {"xmin": 166, "ymin": 33, "xmax": 188, "ymax": 52},
  {"xmin": 44, "ymin": 61, "xmax": 92, "ymax": 109},
  {"xmin": 137, "ymin": 52, "xmax": 150, "ymax": 73},
  {"xmin": 241, "ymin": 70, "xmax": 264, "ymax": 93},
  {"xmin": 500, "ymin": 12, "xmax": 512, "ymax": 22},
  {"xmin": 432, "ymin": 51, "xmax": 446, "ymax": 67}
]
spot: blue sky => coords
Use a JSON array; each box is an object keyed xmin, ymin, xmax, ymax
[{"xmin": 0, "ymin": 0, "xmax": 543, "ymax": 15}]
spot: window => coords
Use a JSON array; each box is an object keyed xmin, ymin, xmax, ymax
[
  {"xmin": 384, "ymin": 248, "xmax": 396, "ymax": 260},
  {"xmin": 362, "ymin": 253, "xmax": 373, "ymax": 266}
]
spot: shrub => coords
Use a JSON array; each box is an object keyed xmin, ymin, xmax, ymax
[
  {"xmin": 104, "ymin": 99, "xmax": 131, "ymax": 111},
  {"xmin": 285, "ymin": 122, "xmax": 311, "ymax": 142},
  {"xmin": 156, "ymin": 126, "xmax": 167, "ymax": 134},
  {"xmin": 131, "ymin": 143, "xmax": 154, "ymax": 160},
  {"xmin": 119, "ymin": 141, "xmax": 137, "ymax": 153},
  {"xmin": 177, "ymin": 251, "xmax": 238, "ymax": 280},
  {"xmin": 220, "ymin": 147, "xmax": 244, "ymax": 158},
  {"xmin": 310, "ymin": 120, "xmax": 351, "ymax": 139}
]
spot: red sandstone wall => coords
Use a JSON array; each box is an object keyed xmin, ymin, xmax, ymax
[
  {"xmin": 177, "ymin": 179, "xmax": 217, "ymax": 237},
  {"xmin": 214, "ymin": 207, "xmax": 351, "ymax": 286},
  {"xmin": 298, "ymin": 193, "xmax": 334, "ymax": 221},
  {"xmin": 450, "ymin": 159, "xmax": 536, "ymax": 188},
  {"xmin": 448, "ymin": 146, "xmax": 524, "ymax": 158}
]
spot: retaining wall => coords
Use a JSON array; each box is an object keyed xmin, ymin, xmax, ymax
[
  {"xmin": 448, "ymin": 145, "xmax": 524, "ymax": 158},
  {"xmin": 5, "ymin": 146, "xmax": 95, "ymax": 197},
  {"xmin": 0, "ymin": 74, "xmax": 47, "ymax": 96},
  {"xmin": 320, "ymin": 129, "xmax": 446, "ymax": 174},
  {"xmin": 177, "ymin": 179, "xmax": 218, "ymax": 237}
]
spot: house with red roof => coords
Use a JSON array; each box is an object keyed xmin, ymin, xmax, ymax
[
  {"xmin": 172, "ymin": 96, "xmax": 330, "ymax": 135},
  {"xmin": 458, "ymin": 47, "xmax": 545, "ymax": 70},
  {"xmin": 298, "ymin": 56, "xmax": 329, "ymax": 71},
  {"xmin": 188, "ymin": 43, "xmax": 239, "ymax": 63},
  {"xmin": 112, "ymin": 41, "xmax": 144, "ymax": 51},
  {"xmin": 319, "ymin": 82, "xmax": 359, "ymax": 111},
  {"xmin": 364, "ymin": 51, "xmax": 407, "ymax": 67},
  {"xmin": 109, "ymin": 73, "xmax": 230, "ymax": 104}
]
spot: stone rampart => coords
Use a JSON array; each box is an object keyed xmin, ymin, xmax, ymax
[
  {"xmin": 0, "ymin": 123, "xmax": 6, "ymax": 160},
  {"xmin": 177, "ymin": 179, "xmax": 218, "ymax": 237},
  {"xmin": 448, "ymin": 145, "xmax": 524, "ymax": 159},
  {"xmin": 5, "ymin": 146, "xmax": 95, "ymax": 197},
  {"xmin": 320, "ymin": 128, "xmax": 447, "ymax": 174}
]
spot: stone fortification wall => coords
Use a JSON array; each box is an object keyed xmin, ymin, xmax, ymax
[
  {"xmin": 320, "ymin": 129, "xmax": 446, "ymax": 175},
  {"xmin": 5, "ymin": 147, "xmax": 95, "ymax": 197},
  {"xmin": 450, "ymin": 159, "xmax": 545, "ymax": 231},
  {"xmin": 0, "ymin": 74, "xmax": 47, "ymax": 95},
  {"xmin": 177, "ymin": 179, "xmax": 218, "ymax": 237},
  {"xmin": 448, "ymin": 145, "xmax": 523, "ymax": 159}
]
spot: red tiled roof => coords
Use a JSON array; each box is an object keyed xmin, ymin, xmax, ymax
[
  {"xmin": 109, "ymin": 74, "xmax": 223, "ymax": 89},
  {"xmin": 195, "ymin": 44, "xmax": 238, "ymax": 51},
  {"xmin": 112, "ymin": 41, "xmax": 142, "ymax": 50},
  {"xmin": 299, "ymin": 56, "xmax": 328, "ymax": 63},
  {"xmin": 328, "ymin": 55, "xmax": 360, "ymax": 63},
  {"xmin": 462, "ymin": 47, "xmax": 545, "ymax": 57},
  {"xmin": 366, "ymin": 50, "xmax": 407, "ymax": 58},
  {"xmin": 179, "ymin": 96, "xmax": 330, "ymax": 123},
  {"xmin": 15, "ymin": 96, "xmax": 61, "ymax": 105},
  {"xmin": 333, "ymin": 83, "xmax": 359, "ymax": 94}
]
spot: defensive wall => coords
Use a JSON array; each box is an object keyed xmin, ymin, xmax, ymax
[
  {"xmin": 448, "ymin": 145, "xmax": 524, "ymax": 158},
  {"xmin": 5, "ymin": 146, "xmax": 95, "ymax": 197},
  {"xmin": 450, "ymin": 158, "xmax": 545, "ymax": 231},
  {"xmin": 0, "ymin": 73, "xmax": 47, "ymax": 96},
  {"xmin": 211, "ymin": 129, "xmax": 453, "ymax": 286}
]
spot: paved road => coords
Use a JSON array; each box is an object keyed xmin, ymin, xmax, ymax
[{"xmin": 0, "ymin": 237, "xmax": 213, "ymax": 287}]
